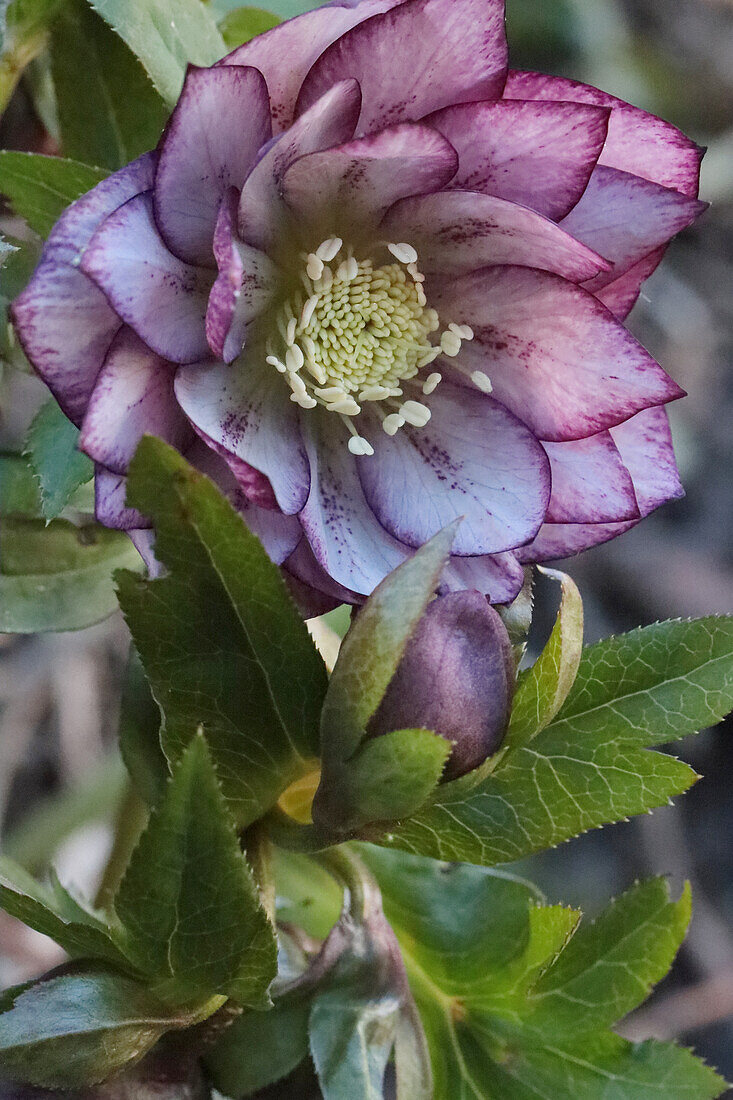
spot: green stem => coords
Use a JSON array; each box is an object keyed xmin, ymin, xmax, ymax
[
  {"xmin": 94, "ymin": 781, "xmax": 148, "ymax": 909},
  {"xmin": 315, "ymin": 844, "xmax": 379, "ymax": 924}
]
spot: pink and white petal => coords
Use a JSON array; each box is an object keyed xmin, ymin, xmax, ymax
[
  {"xmin": 218, "ymin": 0, "xmax": 405, "ymax": 132},
  {"xmin": 427, "ymin": 99, "xmax": 609, "ymax": 221},
  {"xmin": 610, "ymin": 405, "xmax": 684, "ymax": 517},
  {"xmin": 174, "ymin": 358, "xmax": 310, "ymax": 515},
  {"xmin": 299, "ymin": 414, "xmax": 409, "ymax": 595},
  {"xmin": 504, "ymin": 71, "xmax": 704, "ymax": 197},
  {"xmin": 280, "ymin": 122, "xmax": 458, "ymax": 244},
  {"xmin": 297, "ymin": 0, "xmax": 508, "ymax": 136},
  {"xmin": 284, "ymin": 536, "xmax": 362, "ymax": 612},
  {"xmin": 190, "ymin": 423, "xmax": 280, "ymax": 511},
  {"xmin": 206, "ymin": 190, "xmax": 279, "ymax": 363},
  {"xmin": 81, "ymin": 192, "xmax": 212, "ymax": 364},
  {"xmin": 239, "ymin": 504, "xmax": 304, "ymax": 565},
  {"xmin": 128, "ymin": 529, "xmax": 164, "ymax": 577},
  {"xmin": 543, "ymin": 431, "xmax": 639, "ymax": 524},
  {"xmin": 11, "ymin": 155, "xmax": 156, "ymax": 424},
  {"xmin": 439, "ymin": 551, "xmax": 525, "ymax": 605},
  {"xmin": 516, "ymin": 519, "xmax": 637, "ymax": 563},
  {"xmin": 94, "ymin": 466, "xmax": 148, "ymax": 530},
  {"xmin": 238, "ymin": 80, "xmax": 362, "ymax": 253},
  {"xmin": 561, "ymin": 166, "xmax": 706, "ymax": 292},
  {"xmin": 383, "ymin": 191, "xmax": 609, "ymax": 281},
  {"xmin": 79, "ymin": 328, "xmax": 192, "ymax": 475},
  {"xmin": 594, "ymin": 246, "xmax": 665, "ymax": 320},
  {"xmin": 154, "ymin": 66, "xmax": 271, "ymax": 267},
  {"xmin": 432, "ymin": 266, "xmax": 684, "ymax": 442},
  {"xmin": 358, "ymin": 382, "xmax": 551, "ymax": 556}
]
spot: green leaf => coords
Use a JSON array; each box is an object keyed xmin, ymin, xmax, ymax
[
  {"xmin": 0, "ymin": 970, "xmax": 191, "ymax": 1088},
  {"xmin": 320, "ymin": 525, "xmax": 458, "ymax": 764},
  {"xmin": 0, "ymin": 453, "xmax": 42, "ymax": 516},
  {"xmin": 207, "ymin": 1000, "xmax": 310, "ymax": 1097},
  {"xmin": 118, "ymin": 649, "xmax": 170, "ymax": 807},
  {"xmin": 51, "ymin": 0, "xmax": 169, "ymax": 170},
  {"xmin": 379, "ymin": 616, "xmax": 733, "ymax": 866},
  {"xmin": 219, "ymin": 6, "xmax": 281, "ymax": 48},
  {"xmin": 117, "ymin": 436, "xmax": 328, "ymax": 825},
  {"xmin": 0, "ymin": 151, "xmax": 107, "ymax": 238},
  {"xmin": 272, "ymin": 848, "xmax": 342, "ymax": 941},
  {"xmin": 25, "ymin": 398, "xmax": 93, "ymax": 522},
  {"xmin": 0, "ymin": 517, "xmax": 143, "ymax": 633},
  {"xmin": 364, "ymin": 848, "xmax": 726, "ymax": 1099},
  {"xmin": 0, "ymin": 0, "xmax": 67, "ymax": 114},
  {"xmin": 317, "ymin": 729, "xmax": 450, "ymax": 836},
  {"xmin": 86, "ymin": 0, "xmax": 226, "ymax": 106},
  {"xmin": 0, "ymin": 855, "xmax": 132, "ymax": 971},
  {"xmin": 506, "ymin": 568, "xmax": 583, "ymax": 748},
  {"xmin": 114, "ymin": 734, "xmax": 277, "ymax": 1007},
  {"xmin": 310, "ymin": 990, "xmax": 400, "ymax": 1100}
]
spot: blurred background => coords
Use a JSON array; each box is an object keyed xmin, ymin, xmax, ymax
[{"xmin": 0, "ymin": 0, "xmax": 732, "ymax": 1090}]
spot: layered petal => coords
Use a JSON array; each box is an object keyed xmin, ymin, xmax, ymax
[
  {"xmin": 218, "ymin": 0, "xmax": 405, "ymax": 132},
  {"xmin": 80, "ymin": 328, "xmax": 192, "ymax": 474},
  {"xmin": 238, "ymin": 79, "xmax": 362, "ymax": 253},
  {"xmin": 206, "ymin": 189, "xmax": 279, "ymax": 363},
  {"xmin": 516, "ymin": 518, "xmax": 636, "ymax": 563},
  {"xmin": 610, "ymin": 405, "xmax": 684, "ymax": 517},
  {"xmin": 358, "ymin": 382, "xmax": 551, "ymax": 555},
  {"xmin": 11, "ymin": 155, "xmax": 155, "ymax": 423},
  {"xmin": 95, "ymin": 466, "xmax": 148, "ymax": 530},
  {"xmin": 81, "ymin": 192, "xmax": 212, "ymax": 363},
  {"xmin": 439, "ymin": 551, "xmax": 525, "ymax": 605},
  {"xmin": 281, "ymin": 122, "xmax": 458, "ymax": 244},
  {"xmin": 174, "ymin": 358, "xmax": 310, "ymax": 515},
  {"xmin": 427, "ymin": 98, "xmax": 610, "ymax": 220},
  {"xmin": 594, "ymin": 246, "xmax": 666, "ymax": 320},
  {"xmin": 543, "ymin": 431, "xmax": 639, "ymax": 524},
  {"xmin": 561, "ymin": 166, "xmax": 707, "ymax": 292},
  {"xmin": 383, "ymin": 191, "xmax": 609, "ymax": 281},
  {"xmin": 297, "ymin": 0, "xmax": 508, "ymax": 136},
  {"xmin": 284, "ymin": 537, "xmax": 362, "ymax": 613},
  {"xmin": 504, "ymin": 70, "xmax": 704, "ymax": 197},
  {"xmin": 154, "ymin": 65, "xmax": 271, "ymax": 266},
  {"xmin": 431, "ymin": 266, "xmax": 684, "ymax": 442},
  {"xmin": 299, "ymin": 414, "xmax": 409, "ymax": 594}
]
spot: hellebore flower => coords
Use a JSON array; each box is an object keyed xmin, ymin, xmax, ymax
[
  {"xmin": 368, "ymin": 590, "xmax": 515, "ymax": 780},
  {"xmin": 12, "ymin": 0, "xmax": 706, "ymax": 608}
]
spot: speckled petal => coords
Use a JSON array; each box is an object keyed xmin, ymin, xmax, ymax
[
  {"xmin": 358, "ymin": 381, "xmax": 551, "ymax": 556},
  {"xmin": 610, "ymin": 405, "xmax": 684, "ymax": 517},
  {"xmin": 439, "ymin": 551, "xmax": 525, "ymax": 605},
  {"xmin": 515, "ymin": 519, "xmax": 637, "ymax": 563},
  {"xmin": 94, "ymin": 466, "xmax": 148, "ymax": 530},
  {"xmin": 80, "ymin": 327, "xmax": 192, "ymax": 474},
  {"xmin": 543, "ymin": 431, "xmax": 639, "ymax": 524},
  {"xmin": 432, "ymin": 265, "xmax": 684, "ymax": 442},
  {"xmin": 297, "ymin": 0, "xmax": 508, "ymax": 136},
  {"xmin": 81, "ymin": 192, "xmax": 212, "ymax": 364},
  {"xmin": 154, "ymin": 65, "xmax": 271, "ymax": 267},
  {"xmin": 427, "ymin": 98, "xmax": 610, "ymax": 220}
]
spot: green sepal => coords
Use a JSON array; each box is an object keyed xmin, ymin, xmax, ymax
[
  {"xmin": 0, "ymin": 151, "xmax": 107, "ymax": 238},
  {"xmin": 25, "ymin": 398, "xmax": 93, "ymax": 522}
]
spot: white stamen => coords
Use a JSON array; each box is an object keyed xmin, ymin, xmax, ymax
[
  {"xmin": 317, "ymin": 265, "xmax": 333, "ymax": 291},
  {"xmin": 316, "ymin": 237, "xmax": 343, "ymax": 262},
  {"xmin": 286, "ymin": 318, "xmax": 297, "ymax": 346},
  {"xmin": 305, "ymin": 358, "xmax": 328, "ymax": 385},
  {"xmin": 416, "ymin": 346, "xmax": 441, "ymax": 369},
  {"xmin": 382, "ymin": 413, "xmax": 405, "ymax": 436},
  {"xmin": 300, "ymin": 295, "xmax": 319, "ymax": 328},
  {"xmin": 315, "ymin": 386, "xmax": 349, "ymax": 402},
  {"xmin": 471, "ymin": 370, "xmax": 493, "ymax": 393},
  {"xmin": 291, "ymin": 394, "xmax": 317, "ymax": 409},
  {"xmin": 336, "ymin": 256, "xmax": 359, "ymax": 282},
  {"xmin": 422, "ymin": 372, "xmax": 442, "ymax": 395},
  {"xmin": 328, "ymin": 397, "xmax": 361, "ymax": 416},
  {"xmin": 458, "ymin": 324, "xmax": 474, "ymax": 341},
  {"xmin": 359, "ymin": 385, "xmax": 392, "ymax": 401},
  {"xmin": 440, "ymin": 330, "xmax": 462, "ymax": 357},
  {"xmin": 287, "ymin": 371, "xmax": 308, "ymax": 397},
  {"xmin": 266, "ymin": 354, "xmax": 287, "ymax": 373},
  {"xmin": 306, "ymin": 253, "xmax": 324, "ymax": 281},
  {"xmin": 416, "ymin": 284, "xmax": 427, "ymax": 308},
  {"xmin": 285, "ymin": 344, "xmax": 305, "ymax": 373},
  {"xmin": 348, "ymin": 435, "xmax": 375, "ymax": 457},
  {"xmin": 407, "ymin": 262, "xmax": 425, "ymax": 283},
  {"xmin": 400, "ymin": 400, "xmax": 432, "ymax": 427},
  {"xmin": 388, "ymin": 242, "xmax": 419, "ymax": 265}
]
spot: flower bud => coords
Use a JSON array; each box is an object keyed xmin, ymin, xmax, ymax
[{"xmin": 368, "ymin": 591, "xmax": 515, "ymax": 781}]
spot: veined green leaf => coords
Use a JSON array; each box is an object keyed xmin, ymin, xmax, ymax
[
  {"xmin": 51, "ymin": 0, "xmax": 168, "ymax": 170},
  {"xmin": 114, "ymin": 735, "xmax": 277, "ymax": 1007},
  {"xmin": 0, "ymin": 151, "xmax": 107, "ymax": 238},
  {"xmin": 0, "ymin": 517, "xmax": 143, "ymax": 633},
  {"xmin": 117, "ymin": 436, "xmax": 328, "ymax": 825},
  {"xmin": 25, "ymin": 398, "xmax": 93, "ymax": 522},
  {"xmin": 219, "ymin": 6, "xmax": 281, "ymax": 48},
  {"xmin": 86, "ymin": 0, "xmax": 226, "ymax": 106}
]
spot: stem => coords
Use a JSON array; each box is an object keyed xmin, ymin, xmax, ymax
[
  {"xmin": 244, "ymin": 819, "xmax": 276, "ymax": 925},
  {"xmin": 315, "ymin": 844, "xmax": 379, "ymax": 924},
  {"xmin": 94, "ymin": 781, "xmax": 148, "ymax": 909}
]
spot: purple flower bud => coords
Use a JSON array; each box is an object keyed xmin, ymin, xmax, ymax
[{"xmin": 368, "ymin": 590, "xmax": 515, "ymax": 781}]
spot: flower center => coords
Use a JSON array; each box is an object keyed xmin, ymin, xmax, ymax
[{"xmin": 266, "ymin": 239, "xmax": 480, "ymax": 456}]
